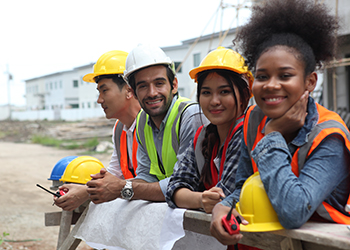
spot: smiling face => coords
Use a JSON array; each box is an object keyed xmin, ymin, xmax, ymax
[
  {"xmin": 97, "ymin": 78, "xmax": 127, "ymax": 119},
  {"xmin": 134, "ymin": 65, "xmax": 178, "ymax": 127},
  {"xmin": 252, "ymin": 46, "xmax": 316, "ymax": 119},
  {"xmin": 199, "ymin": 72, "xmax": 242, "ymax": 133}
]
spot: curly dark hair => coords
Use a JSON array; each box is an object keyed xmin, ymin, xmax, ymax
[{"xmin": 234, "ymin": 0, "xmax": 339, "ymax": 75}]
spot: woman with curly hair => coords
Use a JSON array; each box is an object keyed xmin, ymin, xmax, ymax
[
  {"xmin": 210, "ymin": 0, "xmax": 350, "ymax": 246},
  {"xmin": 165, "ymin": 47, "xmax": 252, "ymax": 214}
]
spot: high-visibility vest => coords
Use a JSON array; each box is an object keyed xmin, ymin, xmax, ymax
[
  {"xmin": 114, "ymin": 120, "xmax": 138, "ymax": 179},
  {"xmin": 193, "ymin": 116, "xmax": 244, "ymax": 189},
  {"xmin": 136, "ymin": 96, "xmax": 196, "ymax": 180},
  {"xmin": 243, "ymin": 104, "xmax": 350, "ymax": 224}
]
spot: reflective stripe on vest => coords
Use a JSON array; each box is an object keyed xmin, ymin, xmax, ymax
[
  {"xmin": 136, "ymin": 96, "xmax": 195, "ymax": 180},
  {"xmin": 193, "ymin": 125, "xmax": 205, "ymax": 176},
  {"xmin": 114, "ymin": 120, "xmax": 138, "ymax": 179},
  {"xmin": 194, "ymin": 116, "xmax": 245, "ymax": 183},
  {"xmin": 243, "ymin": 104, "xmax": 350, "ymax": 224}
]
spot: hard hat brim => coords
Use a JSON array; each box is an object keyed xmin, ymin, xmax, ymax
[
  {"xmin": 83, "ymin": 73, "xmax": 98, "ymax": 83},
  {"xmin": 124, "ymin": 62, "xmax": 172, "ymax": 79},
  {"xmin": 83, "ymin": 72, "xmax": 124, "ymax": 83},
  {"xmin": 239, "ymin": 222, "xmax": 284, "ymax": 232},
  {"xmin": 189, "ymin": 65, "xmax": 249, "ymax": 81}
]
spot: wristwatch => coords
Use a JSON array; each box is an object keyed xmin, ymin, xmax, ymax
[{"xmin": 121, "ymin": 180, "xmax": 134, "ymax": 200}]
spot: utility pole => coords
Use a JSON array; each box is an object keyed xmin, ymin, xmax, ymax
[{"xmin": 6, "ymin": 64, "xmax": 12, "ymax": 120}]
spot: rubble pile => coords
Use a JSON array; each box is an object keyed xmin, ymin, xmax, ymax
[{"xmin": 0, "ymin": 118, "xmax": 116, "ymax": 143}]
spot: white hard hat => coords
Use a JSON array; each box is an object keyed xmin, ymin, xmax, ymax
[{"xmin": 124, "ymin": 44, "xmax": 174, "ymax": 81}]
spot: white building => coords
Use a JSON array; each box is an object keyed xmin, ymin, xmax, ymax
[
  {"xmin": 164, "ymin": 29, "xmax": 239, "ymax": 100},
  {"xmin": 16, "ymin": 28, "xmax": 239, "ymax": 121}
]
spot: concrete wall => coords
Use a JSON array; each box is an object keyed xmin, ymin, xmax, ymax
[
  {"xmin": 11, "ymin": 107, "xmax": 105, "ymax": 121},
  {"xmin": 0, "ymin": 106, "xmax": 10, "ymax": 120}
]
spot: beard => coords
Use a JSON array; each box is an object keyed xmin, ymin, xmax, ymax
[{"xmin": 141, "ymin": 93, "xmax": 173, "ymax": 120}]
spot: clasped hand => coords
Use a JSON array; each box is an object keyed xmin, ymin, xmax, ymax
[{"xmin": 86, "ymin": 168, "xmax": 126, "ymax": 204}]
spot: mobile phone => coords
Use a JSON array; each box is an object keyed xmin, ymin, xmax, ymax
[{"xmin": 36, "ymin": 183, "xmax": 62, "ymax": 197}]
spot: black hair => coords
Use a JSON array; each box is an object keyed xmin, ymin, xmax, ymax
[
  {"xmin": 196, "ymin": 69, "xmax": 250, "ymax": 186},
  {"xmin": 127, "ymin": 65, "xmax": 176, "ymax": 95},
  {"xmin": 234, "ymin": 0, "xmax": 339, "ymax": 75},
  {"xmin": 94, "ymin": 74, "xmax": 126, "ymax": 91}
]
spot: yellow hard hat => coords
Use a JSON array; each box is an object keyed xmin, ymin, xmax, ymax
[
  {"xmin": 189, "ymin": 46, "xmax": 254, "ymax": 90},
  {"xmin": 59, "ymin": 156, "xmax": 104, "ymax": 184},
  {"xmin": 236, "ymin": 172, "xmax": 284, "ymax": 232},
  {"xmin": 83, "ymin": 50, "xmax": 128, "ymax": 83}
]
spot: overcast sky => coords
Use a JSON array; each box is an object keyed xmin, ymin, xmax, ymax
[{"xmin": 0, "ymin": 0, "xmax": 252, "ymax": 106}]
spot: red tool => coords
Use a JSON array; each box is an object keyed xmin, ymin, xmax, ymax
[
  {"xmin": 221, "ymin": 201, "xmax": 241, "ymax": 235},
  {"xmin": 36, "ymin": 184, "xmax": 66, "ymax": 198},
  {"xmin": 222, "ymin": 214, "xmax": 240, "ymax": 235}
]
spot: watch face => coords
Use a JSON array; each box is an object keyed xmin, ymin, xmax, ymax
[{"xmin": 122, "ymin": 188, "xmax": 133, "ymax": 199}]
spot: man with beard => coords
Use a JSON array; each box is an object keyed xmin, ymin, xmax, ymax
[{"xmin": 87, "ymin": 44, "xmax": 206, "ymax": 202}]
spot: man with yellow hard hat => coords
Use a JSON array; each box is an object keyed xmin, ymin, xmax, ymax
[{"xmin": 54, "ymin": 50, "xmax": 141, "ymax": 210}]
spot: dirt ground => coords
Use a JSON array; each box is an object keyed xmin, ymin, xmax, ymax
[{"xmin": 0, "ymin": 120, "xmax": 113, "ymax": 250}]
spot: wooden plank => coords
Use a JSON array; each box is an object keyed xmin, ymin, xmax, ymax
[
  {"xmin": 183, "ymin": 210, "xmax": 211, "ymax": 235},
  {"xmin": 280, "ymin": 238, "xmax": 303, "ymax": 250},
  {"xmin": 56, "ymin": 210, "xmax": 73, "ymax": 249},
  {"xmin": 240, "ymin": 232, "xmax": 285, "ymax": 250},
  {"xmin": 183, "ymin": 210, "xmax": 350, "ymax": 250},
  {"xmin": 46, "ymin": 208, "xmax": 350, "ymax": 250},
  {"xmin": 45, "ymin": 211, "xmax": 82, "ymax": 227},
  {"xmin": 183, "ymin": 210, "xmax": 284, "ymax": 250},
  {"xmin": 273, "ymin": 222, "xmax": 350, "ymax": 250},
  {"xmin": 58, "ymin": 207, "xmax": 88, "ymax": 250}
]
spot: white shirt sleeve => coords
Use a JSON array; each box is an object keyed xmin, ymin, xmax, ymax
[{"xmin": 106, "ymin": 120, "xmax": 124, "ymax": 179}]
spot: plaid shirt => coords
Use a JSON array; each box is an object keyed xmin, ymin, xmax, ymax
[{"xmin": 166, "ymin": 124, "xmax": 243, "ymax": 208}]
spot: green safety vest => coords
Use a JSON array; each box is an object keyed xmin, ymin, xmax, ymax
[{"xmin": 136, "ymin": 96, "xmax": 195, "ymax": 180}]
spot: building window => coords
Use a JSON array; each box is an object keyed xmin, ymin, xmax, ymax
[
  {"xmin": 60, "ymin": 80, "xmax": 62, "ymax": 89},
  {"xmin": 73, "ymin": 80, "xmax": 79, "ymax": 88},
  {"xmin": 193, "ymin": 53, "xmax": 201, "ymax": 67},
  {"xmin": 71, "ymin": 104, "xmax": 79, "ymax": 109},
  {"xmin": 87, "ymin": 102, "xmax": 91, "ymax": 108},
  {"xmin": 174, "ymin": 62, "xmax": 182, "ymax": 73},
  {"xmin": 50, "ymin": 82, "xmax": 53, "ymax": 90},
  {"xmin": 55, "ymin": 81, "xmax": 57, "ymax": 89}
]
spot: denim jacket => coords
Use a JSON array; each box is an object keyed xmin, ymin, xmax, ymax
[{"xmin": 221, "ymin": 97, "xmax": 350, "ymax": 229}]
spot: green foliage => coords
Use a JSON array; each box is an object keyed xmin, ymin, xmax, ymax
[
  {"xmin": 31, "ymin": 135, "xmax": 61, "ymax": 147},
  {"xmin": 0, "ymin": 232, "xmax": 9, "ymax": 245},
  {"xmin": 31, "ymin": 135, "xmax": 100, "ymax": 151},
  {"xmin": 83, "ymin": 138, "xmax": 99, "ymax": 148}
]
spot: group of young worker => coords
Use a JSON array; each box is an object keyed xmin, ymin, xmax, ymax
[{"xmin": 54, "ymin": 0, "xmax": 350, "ymax": 248}]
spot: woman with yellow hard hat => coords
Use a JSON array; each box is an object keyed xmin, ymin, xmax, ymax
[{"xmin": 166, "ymin": 46, "xmax": 252, "ymax": 214}]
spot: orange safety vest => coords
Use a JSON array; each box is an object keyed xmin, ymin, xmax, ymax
[
  {"xmin": 114, "ymin": 120, "xmax": 138, "ymax": 179},
  {"xmin": 243, "ymin": 104, "xmax": 350, "ymax": 224}
]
